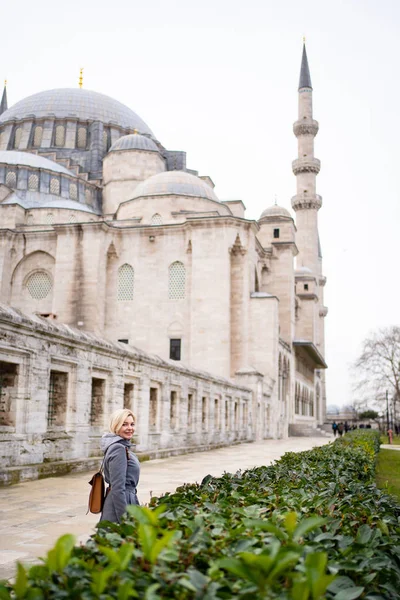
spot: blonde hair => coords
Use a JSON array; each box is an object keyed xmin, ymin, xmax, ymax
[{"xmin": 109, "ymin": 408, "xmax": 136, "ymax": 435}]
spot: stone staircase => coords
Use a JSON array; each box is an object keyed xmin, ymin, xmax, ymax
[{"xmin": 289, "ymin": 423, "xmax": 332, "ymax": 437}]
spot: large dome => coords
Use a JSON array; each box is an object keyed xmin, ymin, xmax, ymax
[
  {"xmin": 131, "ymin": 171, "xmax": 219, "ymax": 202},
  {"xmin": 0, "ymin": 89, "xmax": 154, "ymax": 135}
]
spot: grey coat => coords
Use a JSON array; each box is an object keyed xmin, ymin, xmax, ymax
[{"xmin": 100, "ymin": 433, "xmax": 140, "ymax": 523}]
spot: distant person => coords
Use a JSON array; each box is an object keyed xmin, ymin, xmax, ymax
[
  {"xmin": 344, "ymin": 421, "xmax": 349, "ymax": 434},
  {"xmin": 100, "ymin": 408, "xmax": 140, "ymax": 523},
  {"xmin": 337, "ymin": 422, "xmax": 344, "ymax": 437},
  {"xmin": 332, "ymin": 421, "xmax": 338, "ymax": 437}
]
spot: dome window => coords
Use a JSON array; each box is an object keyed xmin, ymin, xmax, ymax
[
  {"xmin": 13, "ymin": 127, "xmax": 22, "ymax": 149},
  {"xmin": 168, "ymin": 261, "xmax": 185, "ymax": 300},
  {"xmin": 26, "ymin": 271, "xmax": 52, "ymax": 300},
  {"xmin": 69, "ymin": 214, "xmax": 77, "ymax": 223},
  {"xmin": 273, "ymin": 228, "xmax": 280, "ymax": 239},
  {"xmin": 102, "ymin": 129, "xmax": 109, "ymax": 152},
  {"xmin": 46, "ymin": 213, "xmax": 54, "ymax": 224},
  {"xmin": 5, "ymin": 171, "xmax": 16, "ymax": 188},
  {"xmin": 69, "ymin": 183, "xmax": 78, "ymax": 200},
  {"xmin": 55, "ymin": 125, "xmax": 65, "ymax": 147},
  {"xmin": 33, "ymin": 126, "xmax": 43, "ymax": 147},
  {"xmin": 117, "ymin": 264, "xmax": 134, "ymax": 301},
  {"xmin": 150, "ymin": 213, "xmax": 162, "ymax": 225},
  {"xmin": 28, "ymin": 173, "xmax": 39, "ymax": 191},
  {"xmin": 50, "ymin": 178, "xmax": 60, "ymax": 195},
  {"xmin": 77, "ymin": 127, "xmax": 87, "ymax": 149}
]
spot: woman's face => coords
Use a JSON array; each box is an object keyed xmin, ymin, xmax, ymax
[{"xmin": 118, "ymin": 416, "xmax": 135, "ymax": 440}]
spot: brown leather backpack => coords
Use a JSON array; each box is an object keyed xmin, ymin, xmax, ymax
[{"xmin": 87, "ymin": 445, "xmax": 129, "ymax": 514}]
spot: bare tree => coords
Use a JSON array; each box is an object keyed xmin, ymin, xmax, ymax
[{"xmin": 353, "ymin": 326, "xmax": 400, "ymax": 414}]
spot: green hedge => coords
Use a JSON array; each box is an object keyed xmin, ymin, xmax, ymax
[{"xmin": 2, "ymin": 430, "xmax": 400, "ymax": 599}]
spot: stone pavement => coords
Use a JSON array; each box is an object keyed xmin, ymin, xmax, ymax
[{"xmin": 0, "ymin": 436, "xmax": 333, "ymax": 581}]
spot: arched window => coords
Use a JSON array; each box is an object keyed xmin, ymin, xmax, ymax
[
  {"xmin": 13, "ymin": 127, "xmax": 22, "ymax": 149},
  {"xmin": 50, "ymin": 178, "xmax": 60, "ymax": 195},
  {"xmin": 69, "ymin": 183, "xmax": 78, "ymax": 200},
  {"xmin": 77, "ymin": 127, "xmax": 87, "ymax": 149},
  {"xmin": 55, "ymin": 125, "xmax": 65, "ymax": 147},
  {"xmin": 117, "ymin": 264, "xmax": 134, "ymax": 301},
  {"xmin": 168, "ymin": 261, "xmax": 185, "ymax": 300},
  {"xmin": 28, "ymin": 173, "xmax": 39, "ymax": 191},
  {"xmin": 26, "ymin": 271, "xmax": 52, "ymax": 300},
  {"xmin": 33, "ymin": 126, "xmax": 43, "ymax": 147},
  {"xmin": 69, "ymin": 214, "xmax": 77, "ymax": 223},
  {"xmin": 46, "ymin": 213, "xmax": 54, "ymax": 224},
  {"xmin": 6, "ymin": 171, "xmax": 16, "ymax": 188},
  {"xmin": 151, "ymin": 213, "xmax": 162, "ymax": 225}
]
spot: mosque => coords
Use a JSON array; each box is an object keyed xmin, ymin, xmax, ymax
[{"xmin": 0, "ymin": 45, "xmax": 328, "ymax": 483}]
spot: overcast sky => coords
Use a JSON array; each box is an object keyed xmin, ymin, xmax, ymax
[{"xmin": 3, "ymin": 0, "xmax": 399, "ymax": 408}]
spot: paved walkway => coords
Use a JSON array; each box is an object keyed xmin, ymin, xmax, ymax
[{"xmin": 0, "ymin": 436, "xmax": 333, "ymax": 581}]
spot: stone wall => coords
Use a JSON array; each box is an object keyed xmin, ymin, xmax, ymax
[{"xmin": 0, "ymin": 303, "xmax": 254, "ymax": 485}]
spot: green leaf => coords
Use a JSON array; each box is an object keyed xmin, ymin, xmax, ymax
[
  {"xmin": 285, "ymin": 511, "xmax": 298, "ymax": 535},
  {"xmin": 46, "ymin": 534, "xmax": 75, "ymax": 572},
  {"xmin": 188, "ymin": 569, "xmax": 210, "ymax": 591},
  {"xmin": 0, "ymin": 585, "xmax": 12, "ymax": 600},
  {"xmin": 90, "ymin": 566, "xmax": 115, "ymax": 596},
  {"xmin": 144, "ymin": 583, "xmax": 161, "ymax": 600},
  {"xmin": 119, "ymin": 543, "xmax": 135, "ymax": 570},
  {"xmin": 293, "ymin": 517, "xmax": 328, "ymax": 541},
  {"xmin": 334, "ymin": 588, "xmax": 364, "ymax": 600},
  {"xmin": 117, "ymin": 581, "xmax": 138, "ymax": 600},
  {"xmin": 138, "ymin": 523, "xmax": 156, "ymax": 562},
  {"xmin": 291, "ymin": 580, "xmax": 310, "ymax": 600},
  {"xmin": 13, "ymin": 563, "xmax": 27, "ymax": 599},
  {"xmin": 355, "ymin": 524, "xmax": 372, "ymax": 545},
  {"xmin": 149, "ymin": 530, "xmax": 176, "ymax": 564}
]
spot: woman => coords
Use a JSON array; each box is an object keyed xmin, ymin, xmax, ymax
[{"xmin": 100, "ymin": 408, "xmax": 140, "ymax": 523}]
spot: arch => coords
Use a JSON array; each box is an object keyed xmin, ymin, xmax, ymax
[
  {"xmin": 150, "ymin": 213, "xmax": 162, "ymax": 225},
  {"xmin": 11, "ymin": 251, "xmax": 55, "ymax": 313},
  {"xmin": 254, "ymin": 267, "xmax": 260, "ymax": 292},
  {"xmin": 117, "ymin": 263, "xmax": 134, "ymax": 301},
  {"xmin": 168, "ymin": 261, "xmax": 185, "ymax": 300}
]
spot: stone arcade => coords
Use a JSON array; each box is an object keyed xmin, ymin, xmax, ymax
[{"xmin": 0, "ymin": 45, "xmax": 328, "ymax": 484}]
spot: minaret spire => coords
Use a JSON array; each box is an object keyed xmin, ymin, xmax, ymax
[
  {"xmin": 291, "ymin": 43, "xmax": 321, "ymax": 272},
  {"xmin": 0, "ymin": 80, "xmax": 8, "ymax": 115},
  {"xmin": 298, "ymin": 43, "xmax": 312, "ymax": 90}
]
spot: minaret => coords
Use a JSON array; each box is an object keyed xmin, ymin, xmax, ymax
[
  {"xmin": 291, "ymin": 43, "xmax": 321, "ymax": 272},
  {"xmin": 0, "ymin": 81, "xmax": 8, "ymax": 115}
]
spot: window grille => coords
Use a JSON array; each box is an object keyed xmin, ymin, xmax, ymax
[
  {"xmin": 13, "ymin": 127, "xmax": 22, "ymax": 149},
  {"xmin": 117, "ymin": 264, "xmax": 134, "ymax": 301},
  {"xmin": 47, "ymin": 372, "xmax": 57, "ymax": 426},
  {"xmin": 6, "ymin": 171, "xmax": 16, "ymax": 187},
  {"xmin": 55, "ymin": 125, "xmax": 65, "ymax": 147},
  {"xmin": 33, "ymin": 126, "xmax": 43, "ymax": 147},
  {"xmin": 168, "ymin": 261, "xmax": 185, "ymax": 300},
  {"xmin": 46, "ymin": 213, "xmax": 54, "ymax": 225},
  {"xmin": 49, "ymin": 178, "xmax": 60, "ymax": 195},
  {"xmin": 102, "ymin": 130, "xmax": 108, "ymax": 152},
  {"xmin": 26, "ymin": 271, "xmax": 52, "ymax": 299},
  {"xmin": 151, "ymin": 213, "xmax": 162, "ymax": 225},
  {"xmin": 69, "ymin": 183, "xmax": 78, "ymax": 200},
  {"xmin": 28, "ymin": 173, "xmax": 39, "ymax": 191},
  {"xmin": 69, "ymin": 214, "xmax": 76, "ymax": 223},
  {"xmin": 77, "ymin": 127, "xmax": 87, "ymax": 149}
]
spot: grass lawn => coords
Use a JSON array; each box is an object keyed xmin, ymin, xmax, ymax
[
  {"xmin": 380, "ymin": 434, "xmax": 400, "ymax": 445},
  {"xmin": 376, "ymin": 448, "xmax": 400, "ymax": 501}
]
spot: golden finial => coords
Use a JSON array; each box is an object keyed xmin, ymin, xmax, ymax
[
  {"xmin": 133, "ymin": 128, "xmax": 139, "ymax": 134},
  {"xmin": 303, "ymin": 36, "xmax": 306, "ymax": 43},
  {"xmin": 78, "ymin": 68, "xmax": 84, "ymax": 89},
  {"xmin": 4, "ymin": 80, "xmax": 7, "ymax": 87}
]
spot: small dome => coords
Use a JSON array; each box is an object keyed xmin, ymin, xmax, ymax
[
  {"xmin": 259, "ymin": 204, "xmax": 292, "ymax": 220},
  {"xmin": 109, "ymin": 133, "xmax": 159, "ymax": 153},
  {"xmin": 0, "ymin": 89, "xmax": 154, "ymax": 135},
  {"xmin": 0, "ymin": 151, "xmax": 73, "ymax": 176},
  {"xmin": 295, "ymin": 266, "xmax": 313, "ymax": 275},
  {"xmin": 131, "ymin": 171, "xmax": 219, "ymax": 202}
]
